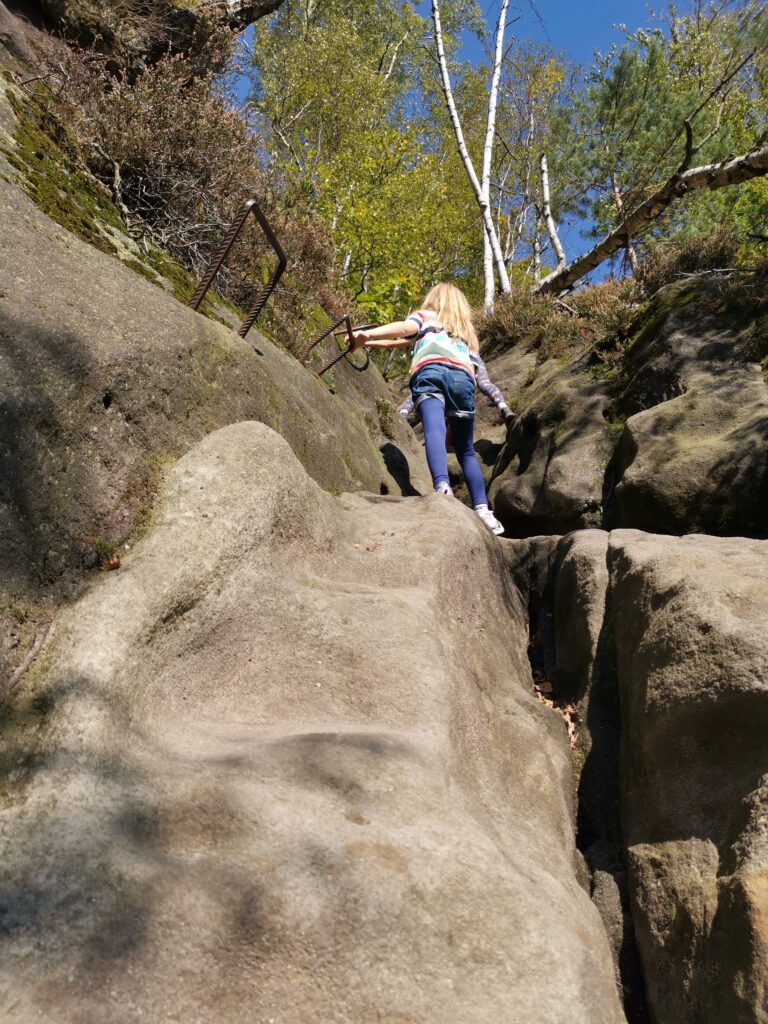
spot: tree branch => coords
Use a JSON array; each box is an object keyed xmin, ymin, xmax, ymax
[{"xmin": 536, "ymin": 142, "xmax": 768, "ymax": 294}]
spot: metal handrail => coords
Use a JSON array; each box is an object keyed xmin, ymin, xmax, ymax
[
  {"xmin": 188, "ymin": 198, "xmax": 287, "ymax": 339},
  {"xmin": 190, "ymin": 200, "xmax": 373, "ymax": 378},
  {"xmin": 303, "ymin": 318, "xmax": 374, "ymax": 377}
]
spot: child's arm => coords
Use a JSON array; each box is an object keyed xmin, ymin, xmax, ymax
[
  {"xmin": 352, "ymin": 320, "xmax": 418, "ymax": 350},
  {"xmin": 473, "ymin": 354, "xmax": 515, "ymax": 423}
]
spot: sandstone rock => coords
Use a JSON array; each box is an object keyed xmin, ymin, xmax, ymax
[
  {"xmin": 609, "ymin": 529, "xmax": 768, "ymax": 1024},
  {"xmin": 608, "ymin": 280, "xmax": 768, "ymax": 537},
  {"xmin": 0, "ymin": 2, "xmax": 34, "ymax": 67},
  {"xmin": 488, "ymin": 350, "xmax": 611, "ymax": 537},
  {"xmin": 31, "ymin": 0, "xmax": 283, "ymax": 70},
  {"xmin": 0, "ymin": 82, "xmax": 430, "ymax": 609},
  {"xmin": 505, "ymin": 529, "xmax": 647, "ymax": 1021},
  {"xmin": 0, "ymin": 422, "xmax": 625, "ymax": 1024},
  {"xmin": 553, "ymin": 529, "xmax": 609, "ymax": 704}
]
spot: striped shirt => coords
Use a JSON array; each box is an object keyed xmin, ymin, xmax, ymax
[{"xmin": 407, "ymin": 309, "xmax": 474, "ymax": 381}]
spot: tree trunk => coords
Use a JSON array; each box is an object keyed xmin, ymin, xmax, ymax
[
  {"xmin": 480, "ymin": 0, "xmax": 511, "ymax": 312},
  {"xmin": 210, "ymin": 1, "xmax": 284, "ymax": 32},
  {"xmin": 610, "ymin": 170, "xmax": 639, "ymax": 277},
  {"xmin": 539, "ymin": 153, "xmax": 565, "ymax": 272},
  {"xmin": 431, "ymin": 0, "xmax": 511, "ymax": 300},
  {"xmin": 536, "ymin": 142, "xmax": 768, "ymax": 295}
]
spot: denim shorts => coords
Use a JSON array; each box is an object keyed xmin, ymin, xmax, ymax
[{"xmin": 410, "ymin": 363, "xmax": 475, "ymax": 419}]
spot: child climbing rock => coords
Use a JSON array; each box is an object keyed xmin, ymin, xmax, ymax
[
  {"xmin": 398, "ymin": 351, "xmax": 515, "ymax": 426},
  {"xmin": 352, "ymin": 283, "xmax": 504, "ymax": 536}
]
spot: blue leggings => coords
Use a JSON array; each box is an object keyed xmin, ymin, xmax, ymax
[{"xmin": 419, "ymin": 397, "xmax": 488, "ymax": 508}]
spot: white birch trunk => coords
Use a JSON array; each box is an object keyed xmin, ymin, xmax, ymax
[
  {"xmin": 539, "ymin": 153, "xmax": 566, "ymax": 272},
  {"xmin": 610, "ymin": 170, "xmax": 639, "ymax": 276},
  {"xmin": 482, "ymin": 228, "xmax": 494, "ymax": 312},
  {"xmin": 431, "ymin": 0, "xmax": 511, "ymax": 300},
  {"xmin": 536, "ymin": 142, "xmax": 768, "ymax": 294},
  {"xmin": 531, "ymin": 218, "xmax": 542, "ymax": 281},
  {"xmin": 481, "ymin": 0, "xmax": 511, "ymax": 311}
]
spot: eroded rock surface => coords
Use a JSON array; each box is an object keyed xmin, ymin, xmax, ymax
[
  {"xmin": 610, "ymin": 530, "xmax": 768, "ymax": 1024},
  {"xmin": 608, "ymin": 282, "xmax": 768, "ymax": 537},
  {"xmin": 488, "ymin": 349, "xmax": 611, "ymax": 537},
  {"xmin": 0, "ymin": 78, "xmax": 429, "ymax": 612},
  {"xmin": 0, "ymin": 422, "xmax": 624, "ymax": 1024},
  {"xmin": 479, "ymin": 277, "xmax": 768, "ymax": 541}
]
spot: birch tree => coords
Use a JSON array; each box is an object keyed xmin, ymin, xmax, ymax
[
  {"xmin": 536, "ymin": 141, "xmax": 768, "ymax": 293},
  {"xmin": 542, "ymin": 0, "xmax": 768, "ymax": 291},
  {"xmin": 431, "ymin": 0, "xmax": 511, "ymax": 310}
]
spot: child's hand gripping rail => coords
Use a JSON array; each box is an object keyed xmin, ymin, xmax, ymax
[{"xmin": 301, "ymin": 319, "xmax": 377, "ymax": 377}]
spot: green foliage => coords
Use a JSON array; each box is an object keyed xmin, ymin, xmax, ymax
[
  {"xmin": 93, "ymin": 535, "xmax": 120, "ymax": 565},
  {"xmin": 559, "ymin": 1, "xmax": 768, "ymax": 254},
  {"xmin": 249, "ymin": 0, "xmax": 480, "ymax": 320},
  {"xmin": 21, "ymin": 0, "xmax": 768, "ymax": 336}
]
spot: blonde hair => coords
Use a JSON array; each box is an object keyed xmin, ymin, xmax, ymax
[{"xmin": 421, "ymin": 282, "xmax": 479, "ymax": 353}]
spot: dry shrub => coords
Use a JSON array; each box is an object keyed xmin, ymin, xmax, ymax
[
  {"xmin": 480, "ymin": 277, "xmax": 643, "ymax": 363},
  {"xmin": 480, "ymin": 289, "xmax": 580, "ymax": 360},
  {"xmin": 52, "ymin": 43, "xmax": 264, "ymax": 273},
  {"xmin": 35, "ymin": 38, "xmax": 351, "ymax": 353},
  {"xmin": 37, "ymin": 0, "xmax": 234, "ymax": 78},
  {"xmin": 640, "ymin": 227, "xmax": 741, "ymax": 296},
  {"xmin": 569, "ymin": 277, "xmax": 642, "ymax": 341}
]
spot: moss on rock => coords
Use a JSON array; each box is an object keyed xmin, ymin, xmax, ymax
[{"xmin": 5, "ymin": 90, "xmax": 123, "ymax": 256}]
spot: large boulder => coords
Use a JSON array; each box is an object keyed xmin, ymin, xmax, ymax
[
  {"xmin": 503, "ymin": 529, "xmax": 647, "ymax": 1022},
  {"xmin": 478, "ymin": 275, "xmax": 768, "ymax": 541},
  {"xmin": 0, "ymin": 421, "xmax": 625, "ymax": 1024},
  {"xmin": 487, "ymin": 349, "xmax": 611, "ymax": 537},
  {"xmin": 0, "ymin": 72, "xmax": 429, "ymax": 633},
  {"xmin": 607, "ymin": 280, "xmax": 768, "ymax": 537},
  {"xmin": 610, "ymin": 530, "xmax": 768, "ymax": 1024},
  {"xmin": 506, "ymin": 526, "xmax": 768, "ymax": 1023}
]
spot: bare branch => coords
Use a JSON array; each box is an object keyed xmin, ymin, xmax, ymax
[
  {"xmin": 536, "ymin": 142, "xmax": 768, "ymax": 294},
  {"xmin": 383, "ymin": 31, "xmax": 410, "ymax": 81}
]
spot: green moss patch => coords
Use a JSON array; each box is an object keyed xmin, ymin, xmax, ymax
[{"xmin": 5, "ymin": 91, "xmax": 124, "ymax": 256}]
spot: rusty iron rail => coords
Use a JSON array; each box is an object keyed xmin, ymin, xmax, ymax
[
  {"xmin": 188, "ymin": 198, "xmax": 287, "ymax": 339},
  {"xmin": 302, "ymin": 318, "xmax": 375, "ymax": 377}
]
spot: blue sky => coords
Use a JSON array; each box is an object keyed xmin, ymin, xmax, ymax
[
  {"xmin": 447, "ymin": 0, "xmax": 669, "ymax": 268},
  {"xmin": 455, "ymin": 0, "xmax": 663, "ymax": 68}
]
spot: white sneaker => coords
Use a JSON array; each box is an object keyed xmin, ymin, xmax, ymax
[
  {"xmin": 475, "ymin": 505, "xmax": 504, "ymax": 535},
  {"xmin": 435, "ymin": 482, "xmax": 453, "ymax": 496}
]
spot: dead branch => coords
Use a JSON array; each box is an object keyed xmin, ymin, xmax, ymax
[
  {"xmin": 536, "ymin": 141, "xmax": 768, "ymax": 295},
  {"xmin": 8, "ymin": 622, "xmax": 55, "ymax": 692}
]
